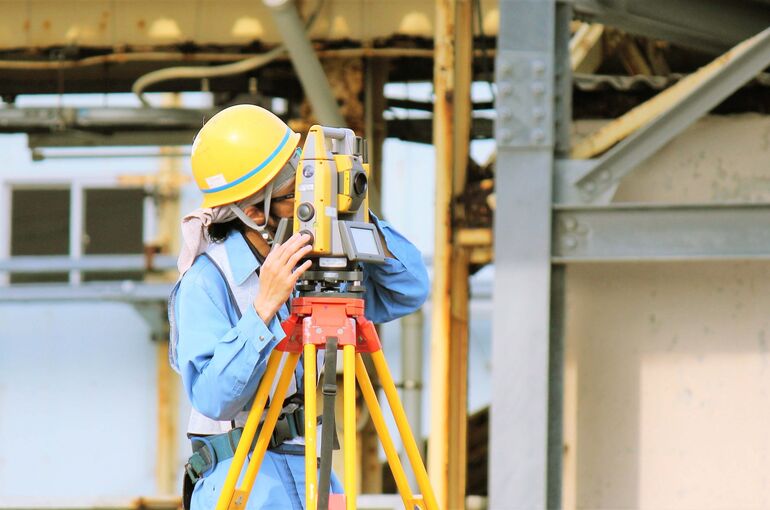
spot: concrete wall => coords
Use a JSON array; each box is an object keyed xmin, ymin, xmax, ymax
[{"xmin": 562, "ymin": 114, "xmax": 770, "ymax": 510}]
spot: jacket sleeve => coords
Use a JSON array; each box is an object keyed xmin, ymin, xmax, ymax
[
  {"xmin": 362, "ymin": 214, "xmax": 430, "ymax": 323},
  {"xmin": 174, "ymin": 267, "xmax": 285, "ymax": 421}
]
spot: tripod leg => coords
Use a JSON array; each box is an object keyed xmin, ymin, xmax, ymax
[
  {"xmin": 228, "ymin": 352, "xmax": 301, "ymax": 510},
  {"xmin": 371, "ymin": 351, "xmax": 439, "ymax": 510},
  {"xmin": 304, "ymin": 344, "xmax": 318, "ymax": 510},
  {"xmin": 318, "ymin": 337, "xmax": 338, "ymax": 510},
  {"xmin": 354, "ymin": 354, "xmax": 416, "ymax": 508},
  {"xmin": 216, "ymin": 350, "xmax": 283, "ymax": 510},
  {"xmin": 342, "ymin": 344, "xmax": 357, "ymax": 510}
]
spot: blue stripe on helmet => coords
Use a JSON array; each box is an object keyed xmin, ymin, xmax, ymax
[{"xmin": 202, "ymin": 128, "xmax": 292, "ymax": 194}]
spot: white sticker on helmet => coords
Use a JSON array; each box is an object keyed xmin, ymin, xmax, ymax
[{"xmin": 205, "ymin": 174, "xmax": 227, "ymax": 188}]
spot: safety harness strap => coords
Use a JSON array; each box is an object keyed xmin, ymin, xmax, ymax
[{"xmin": 185, "ymin": 403, "xmax": 311, "ymax": 484}]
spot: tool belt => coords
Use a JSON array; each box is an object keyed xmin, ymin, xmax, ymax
[{"xmin": 185, "ymin": 402, "xmax": 308, "ymax": 484}]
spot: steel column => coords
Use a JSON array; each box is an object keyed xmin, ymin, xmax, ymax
[{"xmin": 491, "ymin": 0, "xmax": 556, "ymax": 508}]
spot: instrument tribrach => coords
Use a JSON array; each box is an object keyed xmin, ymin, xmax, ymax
[{"xmin": 215, "ymin": 126, "xmax": 438, "ymax": 510}]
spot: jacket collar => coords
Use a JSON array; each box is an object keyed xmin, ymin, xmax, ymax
[{"xmin": 223, "ymin": 230, "xmax": 261, "ymax": 285}]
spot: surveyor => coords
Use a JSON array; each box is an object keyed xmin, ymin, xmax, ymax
[{"xmin": 168, "ymin": 104, "xmax": 429, "ymax": 509}]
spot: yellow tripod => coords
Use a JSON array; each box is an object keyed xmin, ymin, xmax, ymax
[{"xmin": 214, "ymin": 296, "xmax": 438, "ymax": 510}]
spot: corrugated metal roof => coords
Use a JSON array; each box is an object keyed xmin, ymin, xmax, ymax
[{"xmin": 575, "ymin": 72, "xmax": 770, "ymax": 92}]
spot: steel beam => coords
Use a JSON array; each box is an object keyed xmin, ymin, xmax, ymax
[
  {"xmin": 0, "ymin": 107, "xmax": 213, "ymax": 132},
  {"xmin": 562, "ymin": 25, "xmax": 770, "ymax": 205},
  {"xmin": 0, "ymin": 281, "xmax": 172, "ymax": 302},
  {"xmin": 573, "ymin": 0, "xmax": 770, "ymax": 53},
  {"xmin": 0, "ymin": 107, "xmax": 495, "ymax": 149},
  {"xmin": 491, "ymin": 0, "xmax": 556, "ymax": 508},
  {"xmin": 0, "ymin": 254, "xmax": 177, "ymax": 273},
  {"xmin": 29, "ymin": 131, "xmax": 199, "ymax": 149},
  {"xmin": 553, "ymin": 203, "xmax": 770, "ymax": 262}
]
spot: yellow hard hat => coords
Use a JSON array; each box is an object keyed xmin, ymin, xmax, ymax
[{"xmin": 191, "ymin": 104, "xmax": 301, "ymax": 208}]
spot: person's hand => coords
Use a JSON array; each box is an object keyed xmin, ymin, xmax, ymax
[{"xmin": 253, "ymin": 233, "xmax": 312, "ymax": 323}]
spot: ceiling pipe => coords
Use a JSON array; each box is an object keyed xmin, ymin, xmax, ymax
[
  {"xmin": 263, "ymin": 0, "xmax": 345, "ymax": 127},
  {"xmin": 132, "ymin": 47, "xmax": 286, "ymax": 107}
]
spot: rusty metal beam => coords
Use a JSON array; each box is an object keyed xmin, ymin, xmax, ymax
[
  {"xmin": 427, "ymin": 1, "xmax": 474, "ymax": 507},
  {"xmin": 447, "ymin": 2, "xmax": 473, "ymax": 506},
  {"xmin": 428, "ymin": 0, "xmax": 455, "ymax": 504},
  {"xmin": 428, "ymin": 0, "xmax": 474, "ymax": 507}
]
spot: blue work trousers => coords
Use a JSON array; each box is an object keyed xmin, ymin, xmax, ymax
[{"xmin": 191, "ymin": 451, "xmax": 343, "ymax": 509}]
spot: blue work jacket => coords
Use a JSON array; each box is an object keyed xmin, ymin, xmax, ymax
[{"xmin": 172, "ymin": 216, "xmax": 429, "ymax": 509}]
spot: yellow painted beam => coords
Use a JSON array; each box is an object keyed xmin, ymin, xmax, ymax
[
  {"xmin": 456, "ymin": 228, "xmax": 493, "ymax": 247},
  {"xmin": 570, "ymin": 23, "xmax": 604, "ymax": 74}
]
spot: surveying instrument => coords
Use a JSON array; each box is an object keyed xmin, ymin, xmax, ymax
[{"xmin": 215, "ymin": 125, "xmax": 438, "ymax": 510}]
